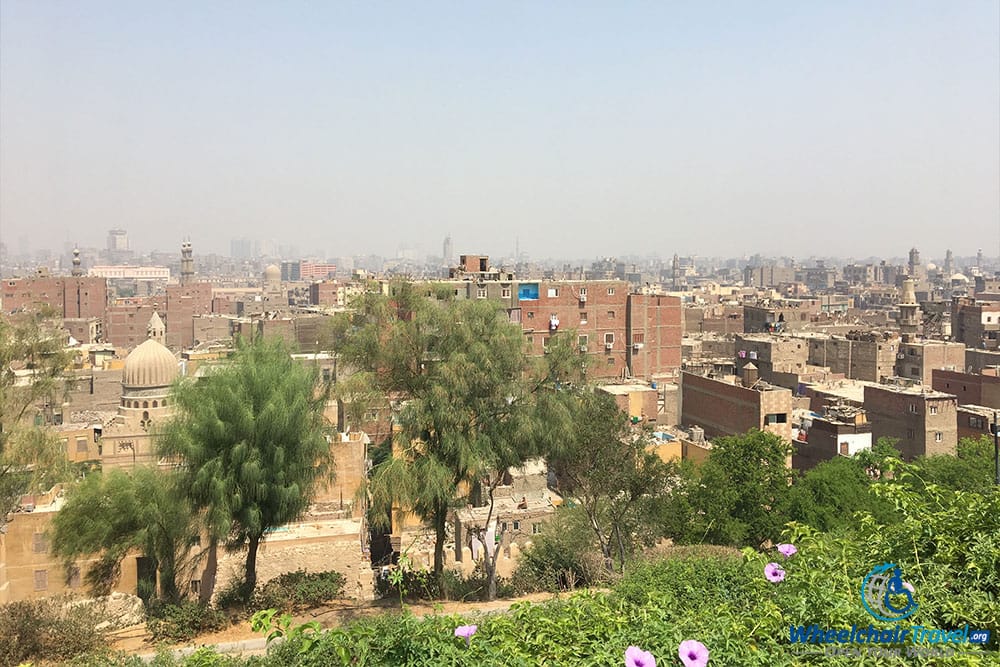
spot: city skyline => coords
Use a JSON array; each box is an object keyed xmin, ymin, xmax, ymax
[{"xmin": 1, "ymin": 2, "xmax": 998, "ymax": 258}]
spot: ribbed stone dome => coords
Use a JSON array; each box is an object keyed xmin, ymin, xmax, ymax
[
  {"xmin": 122, "ymin": 339, "xmax": 178, "ymax": 389},
  {"xmin": 264, "ymin": 264, "xmax": 280, "ymax": 280}
]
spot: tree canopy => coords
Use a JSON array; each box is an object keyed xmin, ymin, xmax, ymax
[
  {"xmin": 159, "ymin": 336, "xmax": 333, "ymax": 595},
  {"xmin": 0, "ymin": 312, "xmax": 72, "ymax": 524}
]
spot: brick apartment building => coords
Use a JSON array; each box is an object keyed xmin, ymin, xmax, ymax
[
  {"xmin": 893, "ymin": 340, "xmax": 965, "ymax": 386},
  {"xmin": 805, "ymin": 331, "xmax": 898, "ymax": 383},
  {"xmin": 931, "ymin": 368, "xmax": 1000, "ymax": 410},
  {"xmin": 863, "ymin": 384, "xmax": 958, "ymax": 460},
  {"xmin": 793, "ymin": 404, "xmax": 871, "ymax": 471},
  {"xmin": 680, "ymin": 368, "xmax": 793, "ymax": 442},
  {"xmin": 952, "ymin": 296, "xmax": 1000, "ymax": 350},
  {"xmin": 164, "ymin": 283, "xmax": 214, "ymax": 349},
  {"xmin": 2, "ymin": 275, "xmax": 108, "ymax": 319}
]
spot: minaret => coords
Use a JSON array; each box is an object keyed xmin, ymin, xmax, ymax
[
  {"xmin": 897, "ymin": 278, "xmax": 921, "ymax": 341},
  {"xmin": 147, "ymin": 310, "xmax": 166, "ymax": 345},
  {"xmin": 180, "ymin": 241, "xmax": 194, "ymax": 286},
  {"xmin": 908, "ymin": 247, "xmax": 924, "ymax": 284},
  {"xmin": 672, "ymin": 253, "xmax": 680, "ymax": 290},
  {"xmin": 71, "ymin": 246, "xmax": 83, "ymax": 277},
  {"xmin": 943, "ymin": 249, "xmax": 954, "ymax": 276}
]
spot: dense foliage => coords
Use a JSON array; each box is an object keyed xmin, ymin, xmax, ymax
[
  {"xmin": 0, "ymin": 597, "xmax": 106, "ymax": 667},
  {"xmin": 159, "ymin": 336, "xmax": 333, "ymax": 596}
]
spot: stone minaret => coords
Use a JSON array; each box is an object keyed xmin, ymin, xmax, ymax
[
  {"xmin": 147, "ymin": 310, "xmax": 166, "ymax": 345},
  {"xmin": 898, "ymin": 278, "xmax": 921, "ymax": 341},
  {"xmin": 71, "ymin": 247, "xmax": 83, "ymax": 277},
  {"xmin": 180, "ymin": 241, "xmax": 194, "ymax": 286}
]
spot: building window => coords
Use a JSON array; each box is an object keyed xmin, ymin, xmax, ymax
[
  {"xmin": 500, "ymin": 522, "xmax": 508, "ymax": 532},
  {"xmin": 580, "ymin": 312, "xmax": 588, "ymax": 323},
  {"xmin": 906, "ymin": 429, "xmax": 915, "ymax": 439},
  {"xmin": 477, "ymin": 288, "xmax": 487, "ymax": 299},
  {"xmin": 929, "ymin": 405, "xmax": 937, "ymax": 415},
  {"xmin": 532, "ymin": 522, "xmax": 542, "ymax": 535},
  {"xmin": 607, "ymin": 357, "xmax": 615, "ymax": 365},
  {"xmin": 607, "ymin": 287, "xmax": 615, "ymax": 295},
  {"xmin": 604, "ymin": 333, "xmax": 614, "ymax": 345},
  {"xmin": 527, "ymin": 312, "xmax": 534, "ymax": 319},
  {"xmin": 501, "ymin": 288, "xmax": 511, "ymax": 298},
  {"xmin": 32, "ymin": 533, "xmax": 47, "ymax": 553},
  {"xmin": 34, "ymin": 570, "xmax": 48, "ymax": 591},
  {"xmin": 607, "ymin": 310, "xmax": 616, "ymax": 319},
  {"xmin": 578, "ymin": 335, "xmax": 588, "ymax": 347},
  {"xmin": 632, "ymin": 333, "xmax": 645, "ymax": 344},
  {"xmin": 512, "ymin": 521, "xmax": 520, "ymax": 531},
  {"xmin": 908, "ymin": 404, "xmax": 917, "ymax": 414},
  {"xmin": 579, "ymin": 288, "xmax": 587, "ymax": 296},
  {"xmin": 547, "ymin": 288, "xmax": 559, "ymax": 297},
  {"xmin": 934, "ymin": 432, "xmax": 943, "ymax": 443}
]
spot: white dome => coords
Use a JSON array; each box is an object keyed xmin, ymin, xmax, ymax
[
  {"xmin": 122, "ymin": 339, "xmax": 178, "ymax": 389},
  {"xmin": 264, "ymin": 264, "xmax": 280, "ymax": 280},
  {"xmin": 951, "ymin": 273, "xmax": 969, "ymax": 283}
]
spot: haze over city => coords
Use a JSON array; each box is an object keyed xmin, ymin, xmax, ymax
[{"xmin": 2, "ymin": 1, "xmax": 998, "ymax": 259}]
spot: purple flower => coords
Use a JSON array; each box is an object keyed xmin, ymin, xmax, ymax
[
  {"xmin": 776, "ymin": 543, "xmax": 797, "ymax": 558},
  {"xmin": 454, "ymin": 624, "xmax": 477, "ymax": 647},
  {"xmin": 625, "ymin": 645, "xmax": 656, "ymax": 667},
  {"xmin": 764, "ymin": 562, "xmax": 786, "ymax": 583},
  {"xmin": 902, "ymin": 581, "xmax": 915, "ymax": 594},
  {"xmin": 678, "ymin": 639, "xmax": 710, "ymax": 667}
]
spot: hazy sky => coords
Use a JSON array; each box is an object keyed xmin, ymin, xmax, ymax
[{"xmin": 1, "ymin": 1, "xmax": 998, "ymax": 260}]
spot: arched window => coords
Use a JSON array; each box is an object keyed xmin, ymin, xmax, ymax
[
  {"xmin": 143, "ymin": 401, "xmax": 149, "ymax": 409},
  {"xmin": 152, "ymin": 400, "xmax": 158, "ymax": 408},
  {"xmin": 162, "ymin": 398, "xmax": 168, "ymax": 406}
]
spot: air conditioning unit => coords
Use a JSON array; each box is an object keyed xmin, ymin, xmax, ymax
[
  {"xmin": 605, "ymin": 341, "xmax": 614, "ymax": 351},
  {"xmin": 579, "ymin": 345, "xmax": 588, "ymax": 353},
  {"xmin": 897, "ymin": 353, "xmax": 906, "ymax": 359},
  {"xmin": 633, "ymin": 343, "xmax": 644, "ymax": 351},
  {"xmin": 579, "ymin": 294, "xmax": 587, "ymax": 303}
]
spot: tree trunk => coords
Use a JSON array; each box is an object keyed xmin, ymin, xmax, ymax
[
  {"xmin": 199, "ymin": 538, "xmax": 218, "ymax": 605},
  {"xmin": 244, "ymin": 534, "xmax": 261, "ymax": 596},
  {"xmin": 433, "ymin": 507, "xmax": 446, "ymax": 579}
]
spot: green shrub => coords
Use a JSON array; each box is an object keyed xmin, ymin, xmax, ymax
[
  {"xmin": 249, "ymin": 570, "xmax": 346, "ymax": 613},
  {"xmin": 0, "ymin": 597, "xmax": 107, "ymax": 666},
  {"xmin": 511, "ymin": 505, "xmax": 613, "ymax": 594},
  {"xmin": 146, "ymin": 600, "xmax": 228, "ymax": 643}
]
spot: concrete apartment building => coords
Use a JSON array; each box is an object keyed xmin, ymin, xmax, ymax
[
  {"xmin": 893, "ymin": 340, "xmax": 965, "ymax": 386},
  {"xmin": 680, "ymin": 368, "xmax": 793, "ymax": 442},
  {"xmin": 863, "ymin": 384, "xmax": 958, "ymax": 460},
  {"xmin": 743, "ymin": 299, "xmax": 824, "ymax": 333},
  {"xmin": 805, "ymin": 331, "xmax": 899, "ymax": 383},
  {"xmin": 793, "ymin": 404, "xmax": 872, "ymax": 471},
  {"xmin": 734, "ymin": 334, "xmax": 808, "ymax": 386},
  {"xmin": 931, "ymin": 368, "xmax": 1000, "ymax": 409}
]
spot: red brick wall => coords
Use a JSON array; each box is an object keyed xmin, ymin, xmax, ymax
[{"xmin": 627, "ymin": 294, "xmax": 682, "ymax": 380}]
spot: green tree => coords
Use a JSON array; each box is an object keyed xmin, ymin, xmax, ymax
[
  {"xmin": 548, "ymin": 390, "xmax": 676, "ymax": 573},
  {"xmin": 51, "ymin": 467, "xmax": 198, "ymax": 601},
  {"xmin": 0, "ymin": 312, "xmax": 72, "ymax": 525},
  {"xmin": 337, "ymin": 283, "xmax": 576, "ymax": 593},
  {"xmin": 786, "ymin": 456, "xmax": 896, "ymax": 532},
  {"xmin": 159, "ymin": 337, "xmax": 333, "ymax": 596},
  {"xmin": 910, "ymin": 435, "xmax": 995, "ymax": 493},
  {"xmin": 687, "ymin": 429, "xmax": 794, "ymax": 548}
]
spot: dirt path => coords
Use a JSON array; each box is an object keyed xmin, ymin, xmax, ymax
[{"xmin": 110, "ymin": 591, "xmax": 560, "ymax": 656}]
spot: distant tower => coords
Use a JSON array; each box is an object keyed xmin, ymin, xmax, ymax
[
  {"xmin": 977, "ymin": 248, "xmax": 984, "ymax": 272},
  {"xmin": 180, "ymin": 241, "xmax": 194, "ymax": 286},
  {"xmin": 943, "ymin": 249, "xmax": 954, "ymax": 276},
  {"xmin": 107, "ymin": 228, "xmax": 129, "ymax": 252},
  {"xmin": 442, "ymin": 235, "xmax": 454, "ymax": 265},
  {"xmin": 908, "ymin": 247, "xmax": 924, "ymax": 284},
  {"xmin": 672, "ymin": 253, "xmax": 680, "ymax": 290},
  {"xmin": 897, "ymin": 278, "xmax": 921, "ymax": 341},
  {"xmin": 147, "ymin": 310, "xmax": 166, "ymax": 346},
  {"xmin": 71, "ymin": 246, "xmax": 83, "ymax": 277}
]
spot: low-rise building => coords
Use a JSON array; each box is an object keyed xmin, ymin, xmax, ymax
[
  {"xmin": 680, "ymin": 367, "xmax": 793, "ymax": 442},
  {"xmin": 863, "ymin": 384, "xmax": 958, "ymax": 460}
]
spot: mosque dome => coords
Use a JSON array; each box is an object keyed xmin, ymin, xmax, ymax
[
  {"xmin": 122, "ymin": 339, "xmax": 178, "ymax": 389},
  {"xmin": 951, "ymin": 273, "xmax": 969, "ymax": 283},
  {"xmin": 926, "ymin": 262, "xmax": 937, "ymax": 271},
  {"xmin": 264, "ymin": 264, "xmax": 280, "ymax": 281}
]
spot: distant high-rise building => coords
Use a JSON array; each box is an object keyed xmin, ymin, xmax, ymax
[
  {"xmin": 230, "ymin": 238, "xmax": 253, "ymax": 260},
  {"xmin": 107, "ymin": 229, "xmax": 129, "ymax": 252},
  {"xmin": 443, "ymin": 235, "xmax": 454, "ymax": 265}
]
